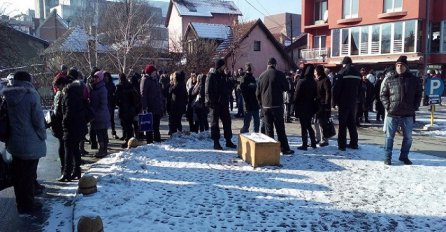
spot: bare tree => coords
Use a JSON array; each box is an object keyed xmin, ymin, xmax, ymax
[
  {"xmin": 169, "ymin": 37, "xmax": 220, "ymax": 74},
  {"xmin": 98, "ymin": 0, "xmax": 161, "ymax": 75},
  {"xmin": 223, "ymin": 22, "xmax": 251, "ymax": 73}
]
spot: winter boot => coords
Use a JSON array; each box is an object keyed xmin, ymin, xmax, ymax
[
  {"xmin": 226, "ymin": 140, "xmax": 237, "ymax": 148},
  {"xmin": 112, "ymin": 130, "xmax": 119, "ymax": 139},
  {"xmin": 213, "ymin": 140, "xmax": 223, "ymax": 150},
  {"xmin": 71, "ymin": 167, "xmax": 82, "ymax": 180},
  {"xmin": 299, "ymin": 136, "xmax": 308, "ymax": 150},
  {"xmin": 399, "ymin": 156, "xmax": 413, "ymax": 165},
  {"xmin": 95, "ymin": 143, "xmax": 108, "ymax": 158},
  {"xmin": 91, "ymin": 142, "xmax": 98, "ymax": 150}
]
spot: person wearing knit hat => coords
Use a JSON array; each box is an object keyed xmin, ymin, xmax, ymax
[
  {"xmin": 268, "ymin": 57, "xmax": 277, "ymax": 65},
  {"xmin": 94, "ymin": 70, "xmax": 105, "ymax": 84},
  {"xmin": 256, "ymin": 56, "xmax": 294, "ymax": 155},
  {"xmin": 140, "ymin": 63, "xmax": 163, "ymax": 144},
  {"xmin": 341, "ymin": 56, "xmax": 352, "ymax": 66},
  {"xmin": 332, "ymin": 56, "xmax": 362, "ymax": 151},
  {"xmin": 379, "ymin": 55, "xmax": 422, "ymax": 165},
  {"xmin": 13, "ymin": 71, "xmax": 32, "ymax": 82},
  {"xmin": 215, "ymin": 59, "xmax": 225, "ymax": 70},
  {"xmin": 395, "ymin": 55, "xmax": 408, "ymax": 74},
  {"xmin": 144, "ymin": 64, "xmax": 156, "ymax": 75},
  {"xmin": 206, "ymin": 58, "xmax": 236, "ymax": 150}
]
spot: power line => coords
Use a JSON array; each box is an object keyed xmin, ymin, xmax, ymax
[
  {"xmin": 253, "ymin": 0, "xmax": 272, "ymax": 17},
  {"xmin": 243, "ymin": 0, "xmax": 283, "ymax": 29}
]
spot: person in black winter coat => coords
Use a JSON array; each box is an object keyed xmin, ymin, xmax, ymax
[
  {"xmin": 115, "ymin": 73, "xmax": 139, "ymax": 148},
  {"xmin": 380, "ymin": 55, "xmax": 422, "ymax": 165},
  {"xmin": 159, "ymin": 72, "xmax": 170, "ymax": 116},
  {"xmin": 293, "ymin": 64, "xmax": 318, "ymax": 150},
  {"xmin": 52, "ymin": 77, "xmax": 69, "ymax": 174},
  {"xmin": 256, "ymin": 57, "xmax": 294, "ymax": 155},
  {"xmin": 104, "ymin": 72, "xmax": 118, "ymax": 139},
  {"xmin": 168, "ymin": 71, "xmax": 187, "ymax": 135},
  {"xmin": 192, "ymin": 73, "xmax": 209, "ymax": 132},
  {"xmin": 140, "ymin": 64, "xmax": 164, "ymax": 143},
  {"xmin": 59, "ymin": 70, "xmax": 88, "ymax": 182},
  {"xmin": 284, "ymin": 72, "xmax": 295, "ymax": 123},
  {"xmin": 333, "ymin": 56, "xmax": 362, "ymax": 151},
  {"xmin": 314, "ymin": 65, "xmax": 332, "ymax": 147},
  {"xmin": 186, "ymin": 72, "xmax": 198, "ymax": 133},
  {"xmin": 130, "ymin": 72, "xmax": 142, "ymax": 139},
  {"xmin": 205, "ymin": 59, "xmax": 236, "ymax": 150},
  {"xmin": 374, "ymin": 73, "xmax": 385, "ymax": 121},
  {"xmin": 358, "ymin": 75, "xmax": 375, "ymax": 124},
  {"xmin": 239, "ymin": 63, "xmax": 260, "ymax": 133}
]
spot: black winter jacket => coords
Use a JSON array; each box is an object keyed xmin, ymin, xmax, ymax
[
  {"xmin": 361, "ymin": 80, "xmax": 375, "ymax": 111},
  {"xmin": 380, "ymin": 71, "xmax": 422, "ymax": 117},
  {"xmin": 62, "ymin": 81, "xmax": 88, "ymax": 141},
  {"xmin": 256, "ymin": 67, "xmax": 289, "ymax": 108},
  {"xmin": 333, "ymin": 64, "xmax": 362, "ymax": 109},
  {"xmin": 205, "ymin": 71, "xmax": 231, "ymax": 108},
  {"xmin": 315, "ymin": 74, "xmax": 332, "ymax": 114},
  {"xmin": 293, "ymin": 75, "xmax": 317, "ymax": 117},
  {"xmin": 168, "ymin": 81, "xmax": 187, "ymax": 115},
  {"xmin": 115, "ymin": 81, "xmax": 139, "ymax": 120},
  {"xmin": 240, "ymin": 73, "xmax": 260, "ymax": 112}
]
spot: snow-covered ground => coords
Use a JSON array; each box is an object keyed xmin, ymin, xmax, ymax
[{"xmin": 44, "ymin": 132, "xmax": 446, "ymax": 231}]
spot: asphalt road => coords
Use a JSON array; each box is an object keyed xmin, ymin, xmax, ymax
[{"xmin": 0, "ymin": 104, "xmax": 445, "ymax": 231}]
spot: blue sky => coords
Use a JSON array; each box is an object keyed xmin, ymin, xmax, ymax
[
  {"xmin": 233, "ymin": 0, "xmax": 301, "ymax": 20},
  {"xmin": 1, "ymin": 0, "xmax": 302, "ymax": 20}
]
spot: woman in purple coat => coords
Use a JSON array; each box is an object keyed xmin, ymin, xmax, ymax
[{"xmin": 90, "ymin": 71, "xmax": 111, "ymax": 158}]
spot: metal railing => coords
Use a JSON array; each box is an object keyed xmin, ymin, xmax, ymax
[{"xmin": 300, "ymin": 48, "xmax": 330, "ymax": 61}]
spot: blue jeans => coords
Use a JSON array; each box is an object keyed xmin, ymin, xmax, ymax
[
  {"xmin": 240, "ymin": 110, "xmax": 260, "ymax": 133},
  {"xmin": 384, "ymin": 116, "xmax": 413, "ymax": 160}
]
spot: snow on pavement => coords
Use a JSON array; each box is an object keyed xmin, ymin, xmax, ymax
[{"xmin": 68, "ymin": 132, "xmax": 446, "ymax": 231}]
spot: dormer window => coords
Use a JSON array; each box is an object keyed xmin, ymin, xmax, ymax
[
  {"xmin": 343, "ymin": 0, "xmax": 359, "ymax": 19},
  {"xmin": 384, "ymin": 0, "xmax": 403, "ymax": 13}
]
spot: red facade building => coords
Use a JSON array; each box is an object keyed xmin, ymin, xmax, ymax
[{"xmin": 302, "ymin": 0, "xmax": 446, "ymax": 74}]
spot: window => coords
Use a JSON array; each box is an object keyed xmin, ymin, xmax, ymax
[
  {"xmin": 315, "ymin": 0, "xmax": 328, "ymax": 23},
  {"xmin": 384, "ymin": 0, "xmax": 403, "ymax": 13},
  {"xmin": 381, "ymin": 23, "xmax": 391, "ymax": 54},
  {"xmin": 313, "ymin": 35, "xmax": 326, "ymax": 49},
  {"xmin": 254, "ymin": 41, "xmax": 261, "ymax": 51},
  {"xmin": 341, "ymin": 28, "xmax": 349, "ymax": 55},
  {"xmin": 343, "ymin": 0, "xmax": 359, "ymax": 19},
  {"xmin": 331, "ymin": 29, "xmax": 340, "ymax": 57},
  {"xmin": 350, "ymin": 27, "xmax": 360, "ymax": 55},
  {"xmin": 430, "ymin": 22, "xmax": 441, "ymax": 53},
  {"xmin": 371, "ymin": 25, "xmax": 380, "ymax": 54},
  {"xmin": 330, "ymin": 20, "xmax": 417, "ymax": 57},
  {"xmin": 360, "ymin": 26, "xmax": 369, "ymax": 54},
  {"xmin": 393, "ymin": 22, "xmax": 403, "ymax": 53}
]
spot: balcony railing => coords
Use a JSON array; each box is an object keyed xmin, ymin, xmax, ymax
[{"xmin": 300, "ymin": 48, "xmax": 330, "ymax": 61}]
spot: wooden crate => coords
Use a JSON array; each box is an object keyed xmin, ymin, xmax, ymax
[{"xmin": 237, "ymin": 133, "xmax": 281, "ymax": 168}]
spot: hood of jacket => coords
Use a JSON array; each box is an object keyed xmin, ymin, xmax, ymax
[{"xmin": 2, "ymin": 80, "xmax": 36, "ymax": 107}]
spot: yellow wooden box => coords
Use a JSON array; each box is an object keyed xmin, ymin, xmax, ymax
[{"xmin": 237, "ymin": 133, "xmax": 281, "ymax": 168}]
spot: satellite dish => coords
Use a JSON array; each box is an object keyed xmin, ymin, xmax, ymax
[{"xmin": 323, "ymin": 10, "xmax": 328, "ymax": 22}]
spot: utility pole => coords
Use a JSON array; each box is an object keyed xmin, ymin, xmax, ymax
[
  {"xmin": 424, "ymin": 0, "xmax": 430, "ymax": 75},
  {"xmin": 290, "ymin": 13, "xmax": 294, "ymax": 66}
]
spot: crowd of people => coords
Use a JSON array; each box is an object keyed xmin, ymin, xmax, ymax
[{"xmin": 1, "ymin": 54, "xmax": 425, "ymax": 215}]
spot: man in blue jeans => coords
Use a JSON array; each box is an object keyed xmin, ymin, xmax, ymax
[{"xmin": 380, "ymin": 56, "xmax": 422, "ymax": 165}]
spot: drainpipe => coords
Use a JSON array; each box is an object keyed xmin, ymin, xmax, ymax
[{"xmin": 424, "ymin": 0, "xmax": 430, "ymax": 74}]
